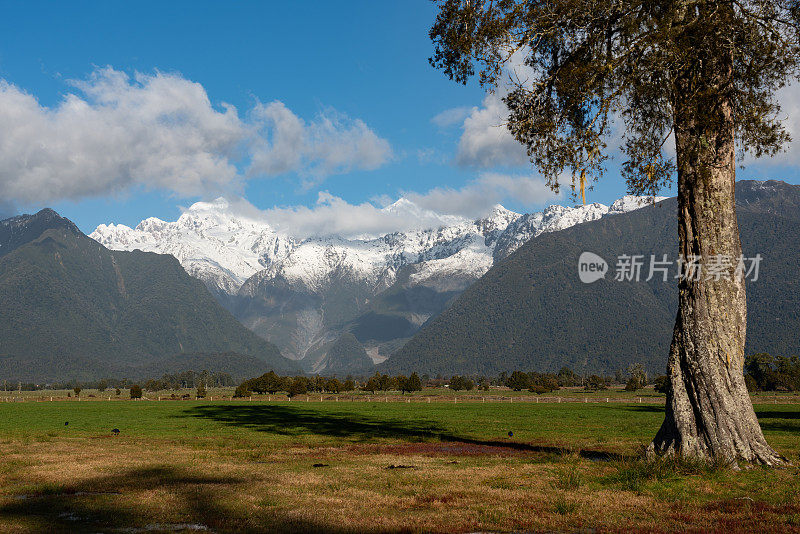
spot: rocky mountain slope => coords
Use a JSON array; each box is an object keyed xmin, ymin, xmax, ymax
[
  {"xmin": 0, "ymin": 209, "xmax": 297, "ymax": 382},
  {"xmin": 92, "ymin": 195, "xmax": 664, "ymax": 372}
]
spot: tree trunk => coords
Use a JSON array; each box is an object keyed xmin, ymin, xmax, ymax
[{"xmin": 648, "ymin": 18, "xmax": 786, "ymax": 465}]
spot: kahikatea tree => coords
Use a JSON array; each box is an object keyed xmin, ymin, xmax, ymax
[{"xmin": 429, "ymin": 0, "xmax": 800, "ymax": 465}]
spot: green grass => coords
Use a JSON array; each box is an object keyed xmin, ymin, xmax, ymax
[
  {"xmin": 0, "ymin": 400, "xmax": 797, "ymax": 455},
  {"xmin": 0, "ymin": 400, "xmax": 659, "ymax": 447},
  {"xmin": 0, "ymin": 400, "xmax": 798, "ymax": 532}
]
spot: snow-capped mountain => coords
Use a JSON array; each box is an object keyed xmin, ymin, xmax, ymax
[{"xmin": 91, "ymin": 194, "xmax": 665, "ymax": 370}]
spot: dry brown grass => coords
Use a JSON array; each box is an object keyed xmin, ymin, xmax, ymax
[{"xmin": 1, "ymin": 435, "xmax": 799, "ymax": 533}]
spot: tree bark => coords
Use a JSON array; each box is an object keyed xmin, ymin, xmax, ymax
[{"xmin": 648, "ymin": 10, "xmax": 786, "ymax": 465}]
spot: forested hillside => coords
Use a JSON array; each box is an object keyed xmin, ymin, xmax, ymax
[
  {"xmin": 384, "ymin": 181, "xmax": 800, "ymax": 376},
  {"xmin": 0, "ymin": 209, "xmax": 298, "ymax": 382}
]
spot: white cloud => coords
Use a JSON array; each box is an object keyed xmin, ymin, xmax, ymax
[
  {"xmin": 406, "ymin": 173, "xmax": 557, "ymax": 218},
  {"xmin": 0, "ymin": 69, "xmax": 243, "ymax": 203},
  {"xmin": 454, "ymin": 91, "xmax": 529, "ymax": 167},
  {"xmin": 431, "ymin": 106, "xmax": 472, "ymax": 128},
  {"xmin": 248, "ymin": 102, "xmax": 393, "ymax": 188},
  {"xmin": 439, "ymin": 49, "xmax": 535, "ymax": 169},
  {"xmin": 0, "ymin": 68, "xmax": 392, "ymax": 204},
  {"xmin": 746, "ymin": 83, "xmax": 800, "ymax": 167},
  {"xmin": 257, "ymin": 174, "xmax": 558, "ymax": 239},
  {"xmin": 263, "ymin": 192, "xmax": 460, "ymax": 239}
]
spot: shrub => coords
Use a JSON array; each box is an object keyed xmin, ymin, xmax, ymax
[
  {"xmin": 653, "ymin": 375, "xmax": 671, "ymax": 394},
  {"xmin": 363, "ymin": 374, "xmax": 379, "ymax": 393},
  {"xmin": 129, "ymin": 385, "xmax": 143, "ymax": 399},
  {"xmin": 325, "ymin": 378, "xmax": 342, "ymax": 393},
  {"xmin": 625, "ymin": 376, "xmax": 644, "ymax": 391},
  {"xmin": 248, "ymin": 371, "xmax": 285, "ymax": 394},
  {"xmin": 506, "ymin": 371, "xmax": 531, "ymax": 391},
  {"xmin": 744, "ymin": 374, "xmax": 758, "ymax": 392},
  {"xmin": 584, "ymin": 375, "xmax": 607, "ymax": 391},
  {"xmin": 196, "ymin": 383, "xmax": 207, "ymax": 399},
  {"xmin": 404, "ymin": 372, "xmax": 422, "ymax": 393},
  {"xmin": 287, "ymin": 377, "xmax": 308, "ymax": 397},
  {"xmin": 234, "ymin": 384, "xmax": 251, "ymax": 398},
  {"xmin": 450, "ymin": 375, "xmax": 474, "ymax": 391}
]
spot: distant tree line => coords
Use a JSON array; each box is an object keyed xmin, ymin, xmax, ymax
[
  {"xmin": 1, "ymin": 369, "xmax": 233, "ymax": 393},
  {"xmin": 6, "ymin": 355, "xmax": 795, "ymax": 395},
  {"xmin": 744, "ymin": 353, "xmax": 800, "ymax": 392},
  {"xmin": 236, "ymin": 371, "xmax": 424, "ymax": 397}
]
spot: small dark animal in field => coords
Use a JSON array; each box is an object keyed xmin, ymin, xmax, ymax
[
  {"xmin": 386, "ymin": 464, "xmax": 416, "ymax": 470},
  {"xmin": 64, "ymin": 422, "xmax": 68, "ymax": 426},
  {"xmin": 111, "ymin": 429, "xmax": 120, "ymax": 436},
  {"xmin": 312, "ymin": 463, "xmax": 328, "ymax": 468},
  {"xmin": 508, "ymin": 431, "xmax": 513, "ymax": 438}
]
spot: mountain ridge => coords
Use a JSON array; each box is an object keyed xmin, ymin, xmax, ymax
[
  {"xmin": 91, "ymin": 194, "xmax": 664, "ymax": 370},
  {"xmin": 382, "ymin": 180, "xmax": 800, "ymax": 376},
  {"xmin": 0, "ymin": 210, "xmax": 299, "ymax": 382}
]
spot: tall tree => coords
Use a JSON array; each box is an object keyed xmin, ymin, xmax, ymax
[{"xmin": 429, "ymin": 0, "xmax": 799, "ymax": 465}]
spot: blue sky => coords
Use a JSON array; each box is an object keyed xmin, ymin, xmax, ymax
[{"xmin": 1, "ymin": 1, "xmax": 798, "ymax": 234}]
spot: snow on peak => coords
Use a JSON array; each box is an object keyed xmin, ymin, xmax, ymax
[
  {"xmin": 492, "ymin": 195, "xmax": 666, "ymax": 260},
  {"xmin": 91, "ymin": 193, "xmax": 668, "ymax": 296},
  {"xmin": 609, "ymin": 195, "xmax": 668, "ymax": 214}
]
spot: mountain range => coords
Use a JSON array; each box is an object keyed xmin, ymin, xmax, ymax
[
  {"xmin": 3, "ymin": 179, "xmax": 795, "ymax": 382},
  {"xmin": 0, "ymin": 209, "xmax": 298, "ymax": 382},
  {"xmin": 92, "ymin": 194, "xmax": 664, "ymax": 372},
  {"xmin": 383, "ymin": 180, "xmax": 800, "ymax": 376}
]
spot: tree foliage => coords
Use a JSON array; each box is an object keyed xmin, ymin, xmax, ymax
[
  {"xmin": 745, "ymin": 353, "xmax": 800, "ymax": 391},
  {"xmin": 429, "ymin": 0, "xmax": 800, "ymax": 198}
]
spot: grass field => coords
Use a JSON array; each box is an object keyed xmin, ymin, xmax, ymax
[{"xmin": 0, "ymin": 400, "xmax": 798, "ymax": 533}]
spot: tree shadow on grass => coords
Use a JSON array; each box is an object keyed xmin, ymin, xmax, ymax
[
  {"xmin": 621, "ymin": 405, "xmax": 665, "ymax": 414},
  {"xmin": 755, "ymin": 409, "xmax": 800, "ymax": 435},
  {"xmin": 0, "ymin": 465, "xmax": 346, "ymax": 534},
  {"xmin": 180, "ymin": 404, "xmax": 621, "ymax": 461},
  {"xmin": 755, "ymin": 410, "xmax": 800, "ymax": 420},
  {"xmin": 622, "ymin": 405, "xmax": 800, "ymax": 435}
]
